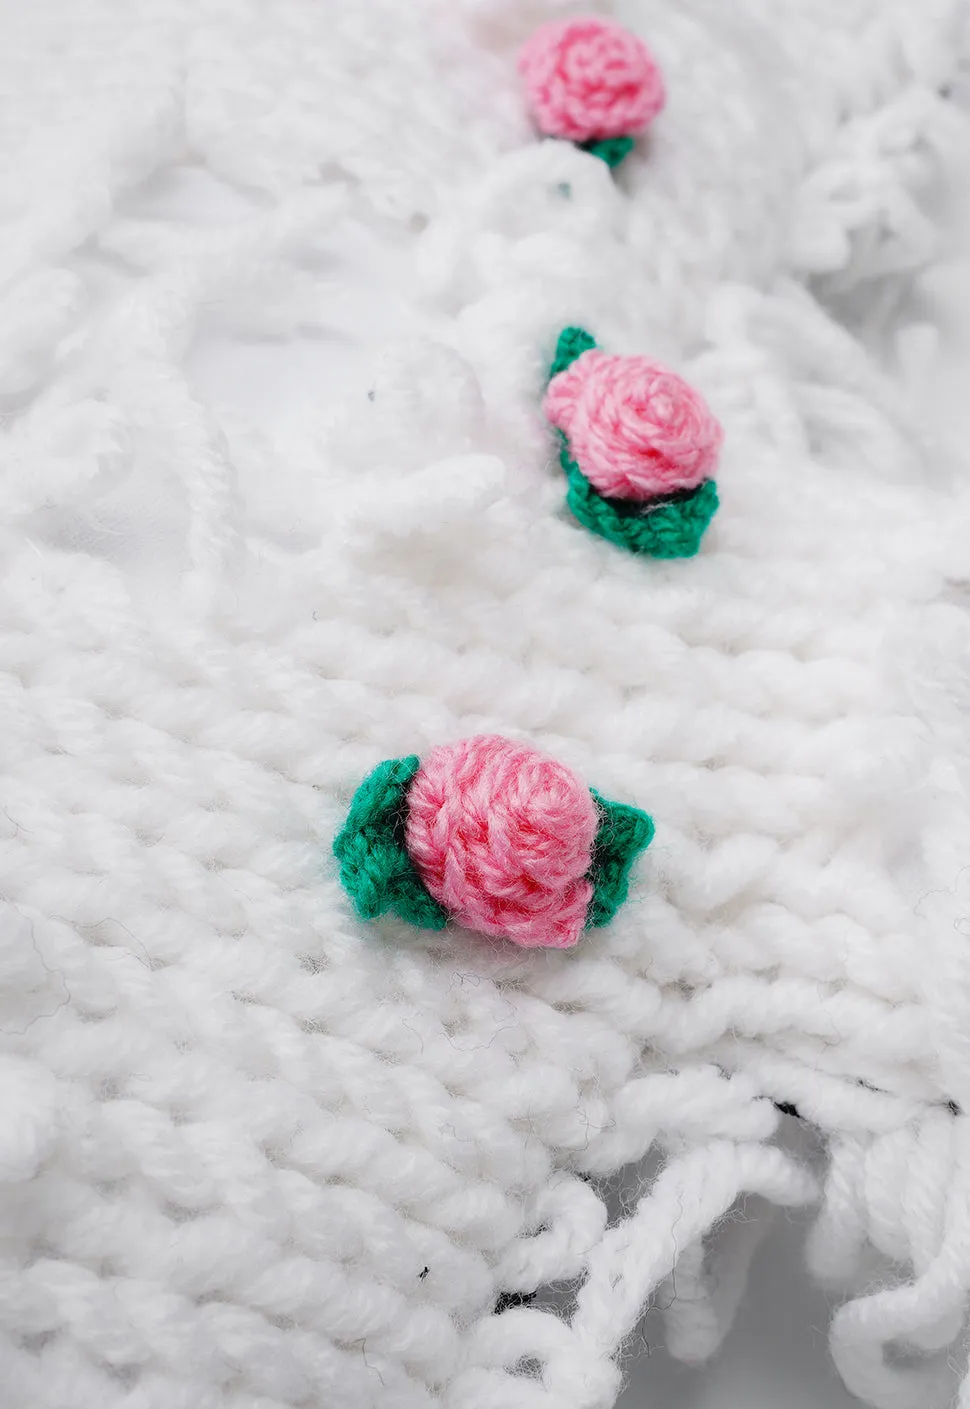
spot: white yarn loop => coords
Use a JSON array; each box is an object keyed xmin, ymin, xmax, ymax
[{"xmin": 572, "ymin": 1141, "xmax": 816, "ymax": 1356}]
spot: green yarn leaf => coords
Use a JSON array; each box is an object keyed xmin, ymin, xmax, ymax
[
  {"xmin": 561, "ymin": 440, "xmax": 719, "ymax": 559},
  {"xmin": 549, "ymin": 326, "xmax": 597, "ymax": 381},
  {"xmin": 579, "ymin": 135, "xmax": 635, "ymax": 168},
  {"xmin": 333, "ymin": 756, "xmax": 448, "ymax": 931},
  {"xmin": 586, "ymin": 790, "xmax": 655, "ymax": 929}
]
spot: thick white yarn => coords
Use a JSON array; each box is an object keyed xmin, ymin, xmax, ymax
[{"xmin": 1, "ymin": 1, "xmax": 970, "ymax": 1406}]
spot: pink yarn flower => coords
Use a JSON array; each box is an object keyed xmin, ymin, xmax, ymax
[
  {"xmin": 404, "ymin": 735, "xmax": 598, "ymax": 950},
  {"xmin": 518, "ymin": 17, "xmax": 665, "ymax": 143},
  {"xmin": 543, "ymin": 349, "xmax": 723, "ymax": 499}
]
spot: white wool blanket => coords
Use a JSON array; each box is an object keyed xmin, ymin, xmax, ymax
[{"xmin": 2, "ymin": 3, "xmax": 970, "ymax": 1408}]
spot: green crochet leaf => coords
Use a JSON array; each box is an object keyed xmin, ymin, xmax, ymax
[
  {"xmin": 579, "ymin": 135, "xmax": 635, "ymax": 168},
  {"xmin": 586, "ymin": 790, "xmax": 655, "ymax": 929},
  {"xmin": 561, "ymin": 440, "xmax": 719, "ymax": 559},
  {"xmin": 333, "ymin": 756, "xmax": 448, "ymax": 931},
  {"xmin": 549, "ymin": 325, "xmax": 597, "ymax": 381}
]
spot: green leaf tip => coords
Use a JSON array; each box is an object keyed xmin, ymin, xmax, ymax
[
  {"xmin": 333, "ymin": 755, "xmax": 448, "ymax": 931},
  {"xmin": 562, "ymin": 444, "xmax": 718, "ymax": 559},
  {"xmin": 580, "ymin": 135, "xmax": 635, "ymax": 168},
  {"xmin": 586, "ymin": 790, "xmax": 655, "ymax": 928},
  {"xmin": 549, "ymin": 326, "xmax": 597, "ymax": 381}
]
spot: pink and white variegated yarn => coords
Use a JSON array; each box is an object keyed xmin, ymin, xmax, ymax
[{"xmin": 1, "ymin": 3, "xmax": 970, "ymax": 1409}]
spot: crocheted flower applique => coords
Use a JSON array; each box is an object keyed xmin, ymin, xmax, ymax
[
  {"xmin": 518, "ymin": 16, "xmax": 665, "ymax": 169},
  {"xmin": 333, "ymin": 735, "xmax": 654, "ymax": 949},
  {"xmin": 544, "ymin": 326, "xmax": 722, "ymax": 557}
]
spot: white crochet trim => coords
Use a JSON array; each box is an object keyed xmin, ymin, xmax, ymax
[{"xmin": 1, "ymin": 2, "xmax": 969, "ymax": 1407}]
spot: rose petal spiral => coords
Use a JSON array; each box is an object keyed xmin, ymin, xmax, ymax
[
  {"xmin": 543, "ymin": 349, "xmax": 723, "ymax": 499},
  {"xmin": 404, "ymin": 735, "xmax": 599, "ymax": 949},
  {"xmin": 518, "ymin": 17, "xmax": 665, "ymax": 143}
]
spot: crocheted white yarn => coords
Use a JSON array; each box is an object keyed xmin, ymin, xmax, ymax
[{"xmin": 2, "ymin": 2, "xmax": 969, "ymax": 1407}]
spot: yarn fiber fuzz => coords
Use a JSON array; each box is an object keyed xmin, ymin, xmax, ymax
[{"xmin": 518, "ymin": 16, "xmax": 665, "ymax": 142}]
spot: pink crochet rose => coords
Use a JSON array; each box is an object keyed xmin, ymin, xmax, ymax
[
  {"xmin": 543, "ymin": 349, "xmax": 723, "ymax": 500},
  {"xmin": 405, "ymin": 735, "xmax": 598, "ymax": 949},
  {"xmin": 518, "ymin": 16, "xmax": 665, "ymax": 143}
]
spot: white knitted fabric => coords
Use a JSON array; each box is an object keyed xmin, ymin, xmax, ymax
[{"xmin": 2, "ymin": 2, "xmax": 970, "ymax": 1407}]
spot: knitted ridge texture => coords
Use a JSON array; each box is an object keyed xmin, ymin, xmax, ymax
[{"xmin": 2, "ymin": 3, "xmax": 970, "ymax": 1409}]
